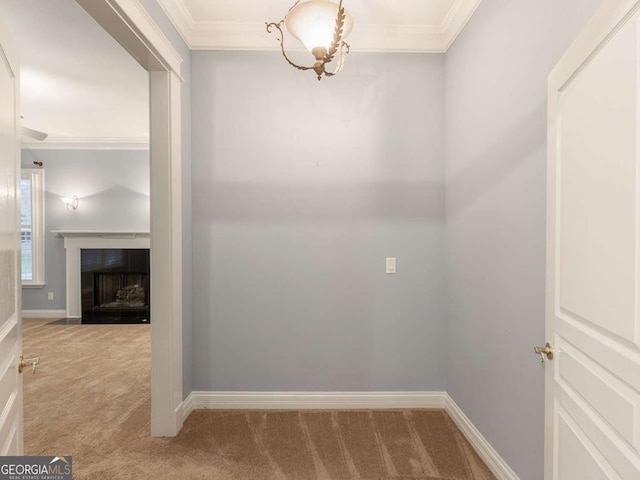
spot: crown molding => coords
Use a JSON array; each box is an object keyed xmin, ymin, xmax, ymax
[
  {"xmin": 191, "ymin": 22, "xmax": 445, "ymax": 53},
  {"xmin": 441, "ymin": 0, "xmax": 482, "ymax": 51},
  {"xmin": 21, "ymin": 137, "xmax": 150, "ymax": 150},
  {"xmin": 156, "ymin": 0, "xmax": 482, "ymax": 53},
  {"xmin": 156, "ymin": 0, "xmax": 195, "ymax": 48}
]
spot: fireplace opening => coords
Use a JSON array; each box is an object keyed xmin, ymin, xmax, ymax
[
  {"xmin": 95, "ymin": 273, "xmax": 147, "ymax": 308},
  {"xmin": 81, "ymin": 249, "xmax": 150, "ymax": 324}
]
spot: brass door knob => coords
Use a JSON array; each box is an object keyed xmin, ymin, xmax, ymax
[
  {"xmin": 18, "ymin": 355, "xmax": 39, "ymax": 374},
  {"xmin": 534, "ymin": 343, "xmax": 554, "ymax": 363}
]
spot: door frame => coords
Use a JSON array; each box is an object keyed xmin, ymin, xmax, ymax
[{"xmin": 75, "ymin": 0, "xmax": 184, "ymax": 437}]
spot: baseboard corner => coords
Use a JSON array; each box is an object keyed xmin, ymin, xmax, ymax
[
  {"xmin": 179, "ymin": 392, "xmax": 195, "ymax": 424},
  {"xmin": 444, "ymin": 393, "xmax": 520, "ymax": 480}
]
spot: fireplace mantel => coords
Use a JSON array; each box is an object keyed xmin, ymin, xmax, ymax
[
  {"xmin": 53, "ymin": 230, "xmax": 150, "ymax": 239},
  {"xmin": 55, "ymin": 230, "xmax": 150, "ymax": 318}
]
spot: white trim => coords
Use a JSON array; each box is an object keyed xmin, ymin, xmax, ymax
[
  {"xmin": 77, "ymin": 0, "xmax": 183, "ymax": 76},
  {"xmin": 21, "ymin": 310, "xmax": 66, "ymax": 319},
  {"xmin": 125, "ymin": 0, "xmax": 184, "ymax": 74},
  {"xmin": 441, "ymin": 0, "xmax": 482, "ymax": 51},
  {"xmin": 0, "ymin": 43, "xmax": 15, "ymax": 79},
  {"xmin": 445, "ymin": 394, "xmax": 520, "ymax": 480},
  {"xmin": 183, "ymin": 22, "xmax": 446, "ymax": 53},
  {"xmin": 22, "ymin": 137, "xmax": 149, "ymax": 151},
  {"xmin": 156, "ymin": 0, "xmax": 194, "ymax": 48},
  {"xmin": 156, "ymin": 0, "xmax": 482, "ymax": 52},
  {"xmin": 151, "ymin": 401, "xmax": 186, "ymax": 439},
  {"xmin": 75, "ymin": 0, "xmax": 184, "ymax": 438},
  {"xmin": 129, "ymin": 0, "xmax": 184, "ymax": 74},
  {"xmin": 175, "ymin": 391, "xmax": 519, "ymax": 478},
  {"xmin": 52, "ymin": 230, "xmax": 150, "ymax": 238},
  {"xmin": 148, "ymin": 70, "xmax": 184, "ymax": 437},
  {"xmin": 59, "ymin": 234, "xmax": 150, "ymax": 319},
  {"xmin": 181, "ymin": 391, "xmax": 446, "ymax": 415},
  {"xmin": 20, "ymin": 169, "xmax": 45, "ymax": 288},
  {"xmin": 178, "ymin": 393, "xmax": 194, "ymax": 424}
]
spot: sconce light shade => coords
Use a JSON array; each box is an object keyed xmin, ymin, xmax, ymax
[
  {"xmin": 266, "ymin": 0, "xmax": 353, "ymax": 80},
  {"xmin": 61, "ymin": 195, "xmax": 78, "ymax": 212},
  {"xmin": 285, "ymin": 1, "xmax": 353, "ymax": 54}
]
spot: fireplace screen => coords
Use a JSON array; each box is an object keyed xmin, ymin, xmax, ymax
[
  {"xmin": 96, "ymin": 274, "xmax": 147, "ymax": 308},
  {"xmin": 81, "ymin": 249, "xmax": 150, "ymax": 324}
]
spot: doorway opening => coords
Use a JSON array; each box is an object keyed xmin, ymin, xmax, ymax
[{"xmin": 1, "ymin": 0, "xmax": 184, "ymax": 447}]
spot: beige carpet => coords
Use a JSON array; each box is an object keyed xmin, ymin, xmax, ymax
[{"xmin": 23, "ymin": 318, "xmax": 495, "ymax": 480}]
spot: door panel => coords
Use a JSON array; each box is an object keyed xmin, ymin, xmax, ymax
[
  {"xmin": 555, "ymin": 339, "xmax": 639, "ymax": 451},
  {"xmin": 0, "ymin": 16, "xmax": 22, "ymax": 456},
  {"xmin": 547, "ymin": 1, "xmax": 640, "ymax": 478},
  {"xmin": 557, "ymin": 10, "xmax": 638, "ymax": 346},
  {"xmin": 556, "ymin": 406, "xmax": 617, "ymax": 480}
]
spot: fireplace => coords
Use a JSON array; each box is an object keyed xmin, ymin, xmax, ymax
[{"xmin": 81, "ymin": 248, "xmax": 150, "ymax": 324}]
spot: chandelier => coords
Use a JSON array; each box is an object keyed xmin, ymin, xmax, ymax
[{"xmin": 266, "ymin": 0, "xmax": 354, "ymax": 80}]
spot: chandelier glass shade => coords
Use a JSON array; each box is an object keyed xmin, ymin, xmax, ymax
[
  {"xmin": 286, "ymin": 1, "xmax": 354, "ymax": 53},
  {"xmin": 266, "ymin": 0, "xmax": 353, "ymax": 80}
]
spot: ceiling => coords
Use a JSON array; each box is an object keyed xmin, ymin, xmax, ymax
[
  {"xmin": 0, "ymin": 0, "xmax": 149, "ymax": 148},
  {"xmin": 158, "ymin": 0, "xmax": 482, "ymax": 52},
  {"xmin": 0, "ymin": 0, "xmax": 481, "ymax": 145}
]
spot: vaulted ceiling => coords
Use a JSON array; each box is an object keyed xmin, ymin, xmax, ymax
[{"xmin": 158, "ymin": 0, "xmax": 482, "ymax": 52}]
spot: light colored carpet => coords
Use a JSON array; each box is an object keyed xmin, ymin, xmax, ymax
[{"xmin": 23, "ymin": 318, "xmax": 495, "ymax": 480}]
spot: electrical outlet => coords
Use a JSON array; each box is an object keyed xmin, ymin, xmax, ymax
[{"xmin": 47, "ymin": 292, "xmax": 54, "ymax": 301}]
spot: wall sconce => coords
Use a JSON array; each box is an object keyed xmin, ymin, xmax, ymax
[
  {"xmin": 266, "ymin": 0, "xmax": 353, "ymax": 80},
  {"xmin": 61, "ymin": 196, "xmax": 78, "ymax": 212}
]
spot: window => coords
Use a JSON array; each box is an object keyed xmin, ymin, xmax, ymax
[{"xmin": 21, "ymin": 169, "xmax": 44, "ymax": 287}]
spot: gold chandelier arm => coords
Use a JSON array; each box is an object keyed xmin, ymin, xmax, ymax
[
  {"xmin": 265, "ymin": 21, "xmax": 314, "ymax": 72},
  {"xmin": 324, "ymin": 41, "xmax": 350, "ymax": 77},
  {"xmin": 324, "ymin": 0, "xmax": 346, "ymax": 64}
]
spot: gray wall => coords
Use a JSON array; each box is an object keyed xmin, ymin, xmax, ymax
[
  {"xmin": 137, "ymin": 0, "xmax": 194, "ymax": 399},
  {"xmin": 444, "ymin": 1, "xmax": 600, "ymax": 478},
  {"xmin": 191, "ymin": 51, "xmax": 446, "ymax": 391},
  {"xmin": 21, "ymin": 149, "xmax": 149, "ymax": 311}
]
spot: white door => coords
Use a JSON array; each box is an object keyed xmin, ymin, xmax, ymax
[
  {"xmin": 0, "ymin": 15, "xmax": 23, "ymax": 455},
  {"xmin": 546, "ymin": 0, "xmax": 640, "ymax": 478}
]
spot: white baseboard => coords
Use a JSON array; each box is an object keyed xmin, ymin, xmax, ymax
[
  {"xmin": 177, "ymin": 390, "xmax": 518, "ymax": 479},
  {"xmin": 21, "ymin": 309, "xmax": 66, "ymax": 319},
  {"xmin": 183, "ymin": 391, "xmax": 446, "ymax": 413},
  {"xmin": 445, "ymin": 394, "xmax": 520, "ymax": 480},
  {"xmin": 178, "ymin": 394, "xmax": 194, "ymax": 426}
]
